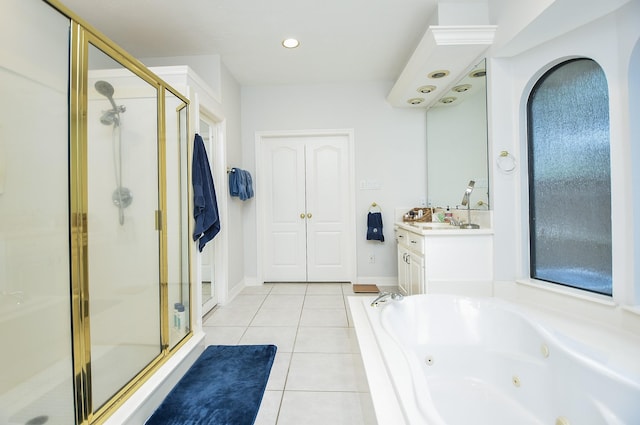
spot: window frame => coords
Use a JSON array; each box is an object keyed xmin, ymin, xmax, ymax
[{"xmin": 525, "ymin": 57, "xmax": 612, "ymax": 297}]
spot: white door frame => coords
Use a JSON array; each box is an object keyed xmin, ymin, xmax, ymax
[
  {"xmin": 195, "ymin": 108, "xmax": 228, "ymax": 315},
  {"xmin": 255, "ymin": 129, "xmax": 357, "ymax": 285}
]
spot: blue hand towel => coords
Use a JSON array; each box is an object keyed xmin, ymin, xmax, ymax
[
  {"xmin": 238, "ymin": 169, "xmax": 248, "ymax": 200},
  {"xmin": 229, "ymin": 168, "xmax": 240, "ymax": 197},
  {"xmin": 366, "ymin": 212, "xmax": 384, "ymax": 242},
  {"xmin": 244, "ymin": 170, "xmax": 254, "ymax": 199},
  {"xmin": 229, "ymin": 168, "xmax": 254, "ymax": 201},
  {"xmin": 192, "ymin": 134, "xmax": 220, "ymax": 252}
]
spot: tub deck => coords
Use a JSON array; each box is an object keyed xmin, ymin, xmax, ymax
[{"xmin": 349, "ymin": 294, "xmax": 640, "ymax": 425}]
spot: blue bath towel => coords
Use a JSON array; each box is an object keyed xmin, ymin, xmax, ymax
[
  {"xmin": 367, "ymin": 212, "xmax": 384, "ymax": 242},
  {"xmin": 192, "ymin": 134, "xmax": 220, "ymax": 252}
]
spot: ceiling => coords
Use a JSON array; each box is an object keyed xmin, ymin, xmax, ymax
[{"xmin": 56, "ymin": 0, "xmax": 486, "ymax": 87}]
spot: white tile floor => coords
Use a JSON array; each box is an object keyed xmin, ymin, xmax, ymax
[{"xmin": 202, "ymin": 282, "xmax": 380, "ymax": 425}]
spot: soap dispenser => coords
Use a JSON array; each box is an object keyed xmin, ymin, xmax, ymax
[{"xmin": 444, "ymin": 206, "xmax": 453, "ymax": 224}]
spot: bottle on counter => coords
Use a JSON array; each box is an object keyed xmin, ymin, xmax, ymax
[{"xmin": 444, "ymin": 206, "xmax": 453, "ymax": 223}]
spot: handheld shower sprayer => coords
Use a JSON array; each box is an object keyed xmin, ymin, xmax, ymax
[
  {"xmin": 95, "ymin": 80, "xmax": 117, "ymax": 110},
  {"xmin": 95, "ymin": 80, "xmax": 126, "ymax": 126},
  {"xmin": 460, "ymin": 180, "xmax": 480, "ymax": 229},
  {"xmin": 94, "ymin": 80, "xmax": 131, "ymax": 225}
]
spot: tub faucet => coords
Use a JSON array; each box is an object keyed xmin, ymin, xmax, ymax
[{"xmin": 371, "ymin": 291, "xmax": 404, "ymax": 307}]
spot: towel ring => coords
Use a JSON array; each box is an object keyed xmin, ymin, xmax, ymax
[
  {"xmin": 496, "ymin": 150, "xmax": 516, "ymax": 173},
  {"xmin": 368, "ymin": 202, "xmax": 381, "ymax": 212}
]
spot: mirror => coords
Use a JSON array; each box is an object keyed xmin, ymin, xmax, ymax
[{"xmin": 426, "ymin": 59, "xmax": 489, "ymax": 210}]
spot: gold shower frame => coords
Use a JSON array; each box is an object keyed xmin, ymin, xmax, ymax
[{"xmin": 46, "ymin": 1, "xmax": 193, "ymax": 424}]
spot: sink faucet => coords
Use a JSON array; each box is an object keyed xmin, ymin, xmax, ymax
[{"xmin": 370, "ymin": 291, "xmax": 404, "ymax": 307}]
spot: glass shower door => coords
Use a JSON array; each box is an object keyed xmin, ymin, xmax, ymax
[
  {"xmin": 86, "ymin": 43, "xmax": 162, "ymax": 412},
  {"xmin": 166, "ymin": 89, "xmax": 190, "ymax": 349}
]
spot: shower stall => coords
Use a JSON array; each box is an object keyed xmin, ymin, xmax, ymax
[{"xmin": 0, "ymin": 1, "xmax": 192, "ymax": 424}]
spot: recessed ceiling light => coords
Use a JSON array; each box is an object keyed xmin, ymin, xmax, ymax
[
  {"xmin": 470, "ymin": 69, "xmax": 486, "ymax": 78},
  {"xmin": 452, "ymin": 84, "xmax": 472, "ymax": 93},
  {"xmin": 428, "ymin": 70, "xmax": 450, "ymax": 79},
  {"xmin": 282, "ymin": 38, "xmax": 300, "ymax": 49},
  {"xmin": 417, "ymin": 85, "xmax": 436, "ymax": 94},
  {"xmin": 407, "ymin": 97, "xmax": 425, "ymax": 105},
  {"xmin": 439, "ymin": 96, "xmax": 457, "ymax": 104}
]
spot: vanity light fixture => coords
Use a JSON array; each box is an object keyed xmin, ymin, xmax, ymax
[
  {"xmin": 407, "ymin": 97, "xmax": 425, "ymax": 105},
  {"xmin": 452, "ymin": 84, "xmax": 472, "ymax": 93},
  {"xmin": 282, "ymin": 38, "xmax": 300, "ymax": 49},
  {"xmin": 469, "ymin": 69, "xmax": 486, "ymax": 78},
  {"xmin": 417, "ymin": 85, "xmax": 437, "ymax": 94},
  {"xmin": 428, "ymin": 70, "xmax": 449, "ymax": 79},
  {"xmin": 439, "ymin": 96, "xmax": 456, "ymax": 104}
]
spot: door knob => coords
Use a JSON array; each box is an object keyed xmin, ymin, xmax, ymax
[
  {"xmin": 307, "ymin": 213, "xmax": 312, "ymax": 219},
  {"xmin": 300, "ymin": 213, "xmax": 306, "ymax": 219}
]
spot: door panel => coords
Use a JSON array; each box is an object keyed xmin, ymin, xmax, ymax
[
  {"xmin": 263, "ymin": 141, "xmax": 307, "ymax": 281},
  {"xmin": 305, "ymin": 138, "xmax": 350, "ymax": 281}
]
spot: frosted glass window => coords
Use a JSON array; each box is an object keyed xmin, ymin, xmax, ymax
[{"xmin": 527, "ymin": 59, "xmax": 612, "ymax": 296}]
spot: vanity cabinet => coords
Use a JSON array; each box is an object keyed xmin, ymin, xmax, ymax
[
  {"xmin": 395, "ymin": 223, "xmax": 493, "ymax": 296},
  {"xmin": 395, "ymin": 228, "xmax": 425, "ymax": 295}
]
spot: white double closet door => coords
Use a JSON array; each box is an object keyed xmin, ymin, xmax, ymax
[{"xmin": 262, "ymin": 134, "xmax": 351, "ymax": 282}]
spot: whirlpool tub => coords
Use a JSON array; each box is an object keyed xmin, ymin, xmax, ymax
[{"xmin": 349, "ymin": 294, "xmax": 640, "ymax": 425}]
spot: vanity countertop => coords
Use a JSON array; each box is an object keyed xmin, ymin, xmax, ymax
[{"xmin": 395, "ymin": 221, "xmax": 494, "ymax": 236}]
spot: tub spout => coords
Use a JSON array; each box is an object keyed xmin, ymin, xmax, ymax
[{"xmin": 371, "ymin": 291, "xmax": 404, "ymax": 307}]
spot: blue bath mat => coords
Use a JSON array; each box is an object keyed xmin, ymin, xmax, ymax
[{"xmin": 146, "ymin": 345, "xmax": 277, "ymax": 425}]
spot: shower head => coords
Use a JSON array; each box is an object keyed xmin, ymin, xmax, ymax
[
  {"xmin": 95, "ymin": 80, "xmax": 114, "ymax": 98},
  {"xmin": 95, "ymin": 80, "xmax": 125, "ymax": 125},
  {"xmin": 95, "ymin": 80, "xmax": 118, "ymax": 111}
]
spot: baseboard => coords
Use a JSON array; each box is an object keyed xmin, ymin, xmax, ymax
[
  {"xmin": 355, "ymin": 276, "xmax": 398, "ymax": 287},
  {"xmin": 221, "ymin": 281, "xmax": 245, "ymax": 305}
]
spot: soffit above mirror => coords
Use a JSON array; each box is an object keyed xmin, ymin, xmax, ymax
[
  {"xmin": 387, "ymin": 25, "xmax": 496, "ymax": 109},
  {"xmin": 387, "ymin": 2, "xmax": 496, "ymax": 110}
]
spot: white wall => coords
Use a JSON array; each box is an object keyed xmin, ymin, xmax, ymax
[
  {"xmin": 241, "ymin": 82, "xmax": 426, "ymax": 284},
  {"xmin": 145, "ymin": 56, "xmax": 245, "ymax": 299},
  {"xmin": 143, "ymin": 54, "xmax": 223, "ymax": 103},
  {"xmin": 488, "ymin": 0, "xmax": 640, "ymax": 326},
  {"xmin": 219, "ymin": 64, "xmax": 245, "ymax": 295}
]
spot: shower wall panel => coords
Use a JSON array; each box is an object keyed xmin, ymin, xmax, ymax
[{"xmin": 0, "ymin": 1, "xmax": 75, "ymax": 424}]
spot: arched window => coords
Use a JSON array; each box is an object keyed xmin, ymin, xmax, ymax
[{"xmin": 527, "ymin": 58, "xmax": 612, "ymax": 296}]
